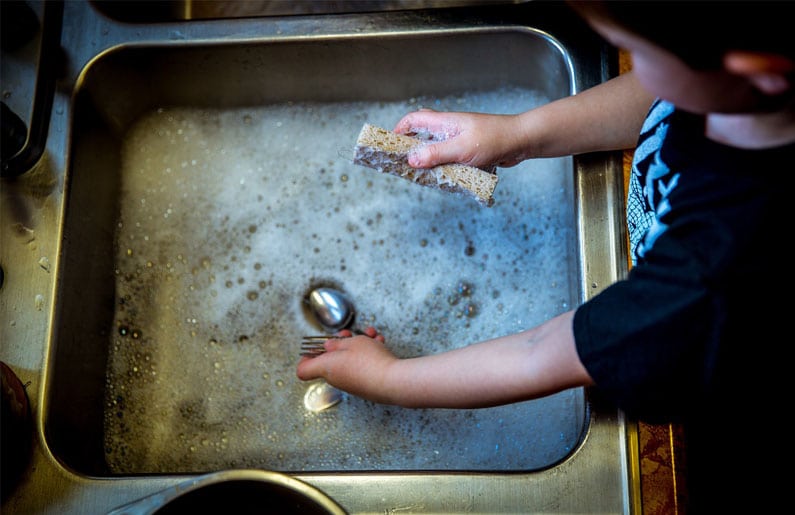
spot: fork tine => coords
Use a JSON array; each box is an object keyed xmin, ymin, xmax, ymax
[
  {"xmin": 300, "ymin": 333, "xmax": 361, "ymax": 358},
  {"xmin": 300, "ymin": 336, "xmax": 332, "ymax": 358},
  {"xmin": 300, "ymin": 342, "xmax": 327, "ymax": 350}
]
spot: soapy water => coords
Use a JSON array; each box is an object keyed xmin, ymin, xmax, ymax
[{"xmin": 103, "ymin": 87, "xmax": 585, "ymax": 473}]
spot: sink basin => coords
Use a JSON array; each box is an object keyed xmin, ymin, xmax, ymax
[
  {"xmin": 5, "ymin": 1, "xmax": 636, "ymax": 512},
  {"xmin": 50, "ymin": 25, "xmax": 585, "ymax": 477}
]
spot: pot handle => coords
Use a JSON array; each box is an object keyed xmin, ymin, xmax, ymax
[{"xmin": 1, "ymin": 0, "xmax": 63, "ymax": 178}]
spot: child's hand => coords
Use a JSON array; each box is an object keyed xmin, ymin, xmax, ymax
[
  {"xmin": 394, "ymin": 109, "xmax": 525, "ymax": 170},
  {"xmin": 296, "ymin": 326, "xmax": 398, "ymax": 404}
]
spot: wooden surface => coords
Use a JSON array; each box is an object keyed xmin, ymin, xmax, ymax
[{"xmin": 619, "ymin": 49, "xmax": 688, "ymax": 515}]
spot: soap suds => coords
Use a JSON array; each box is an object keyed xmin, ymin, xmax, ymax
[{"xmin": 103, "ymin": 87, "xmax": 584, "ymax": 473}]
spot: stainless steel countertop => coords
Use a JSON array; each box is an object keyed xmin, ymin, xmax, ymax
[{"xmin": 0, "ymin": 1, "xmax": 637, "ymax": 513}]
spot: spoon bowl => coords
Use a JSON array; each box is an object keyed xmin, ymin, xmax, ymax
[{"xmin": 306, "ymin": 287, "xmax": 354, "ymax": 331}]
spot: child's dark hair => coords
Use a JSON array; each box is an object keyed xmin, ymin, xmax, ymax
[{"xmin": 569, "ymin": 1, "xmax": 795, "ymax": 70}]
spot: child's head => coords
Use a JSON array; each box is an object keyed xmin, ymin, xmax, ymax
[{"xmin": 568, "ymin": 1, "xmax": 795, "ymax": 115}]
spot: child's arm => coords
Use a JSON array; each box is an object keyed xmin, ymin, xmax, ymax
[
  {"xmin": 395, "ymin": 71, "xmax": 654, "ymax": 170},
  {"xmin": 295, "ymin": 310, "xmax": 593, "ymax": 409}
]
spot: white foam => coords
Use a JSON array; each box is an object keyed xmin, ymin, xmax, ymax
[{"xmin": 104, "ymin": 87, "xmax": 583, "ymax": 473}]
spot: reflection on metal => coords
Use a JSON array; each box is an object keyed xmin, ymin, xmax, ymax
[
  {"xmin": 307, "ymin": 288, "xmax": 354, "ymax": 332},
  {"xmin": 304, "ymin": 381, "xmax": 344, "ymax": 413},
  {"xmin": 91, "ymin": 0, "xmax": 530, "ymax": 23},
  {"xmin": 106, "ymin": 469, "xmax": 346, "ymax": 515}
]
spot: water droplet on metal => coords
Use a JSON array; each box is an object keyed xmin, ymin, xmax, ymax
[{"xmin": 38, "ymin": 256, "xmax": 50, "ymax": 272}]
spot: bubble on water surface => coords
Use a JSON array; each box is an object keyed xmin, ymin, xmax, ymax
[{"xmin": 102, "ymin": 88, "xmax": 581, "ymax": 474}]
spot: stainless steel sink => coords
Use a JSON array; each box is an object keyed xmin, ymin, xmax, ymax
[
  {"xmin": 1, "ymin": 1, "xmax": 636, "ymax": 513},
  {"xmin": 89, "ymin": 0, "xmax": 529, "ymax": 22}
]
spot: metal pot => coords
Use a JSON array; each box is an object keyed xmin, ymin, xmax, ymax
[
  {"xmin": 1, "ymin": 361, "xmax": 33, "ymax": 495},
  {"xmin": 107, "ymin": 469, "xmax": 346, "ymax": 515}
]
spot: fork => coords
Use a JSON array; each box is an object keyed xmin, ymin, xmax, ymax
[
  {"xmin": 300, "ymin": 335, "xmax": 333, "ymax": 357},
  {"xmin": 301, "ymin": 330, "xmax": 367, "ymax": 357}
]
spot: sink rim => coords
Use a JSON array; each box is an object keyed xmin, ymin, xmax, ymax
[{"xmin": 51, "ymin": 26, "xmax": 590, "ymax": 477}]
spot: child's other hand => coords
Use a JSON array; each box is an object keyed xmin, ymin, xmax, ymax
[
  {"xmin": 296, "ymin": 327, "xmax": 397, "ymax": 404},
  {"xmin": 394, "ymin": 109, "xmax": 524, "ymax": 170}
]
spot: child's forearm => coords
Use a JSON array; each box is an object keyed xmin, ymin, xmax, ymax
[
  {"xmin": 512, "ymin": 71, "xmax": 654, "ymax": 159},
  {"xmin": 384, "ymin": 310, "xmax": 594, "ymax": 409}
]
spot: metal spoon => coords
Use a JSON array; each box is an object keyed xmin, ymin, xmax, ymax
[
  {"xmin": 302, "ymin": 288, "xmax": 355, "ymax": 412},
  {"xmin": 303, "ymin": 381, "xmax": 343, "ymax": 412},
  {"xmin": 306, "ymin": 287, "xmax": 354, "ymax": 331}
]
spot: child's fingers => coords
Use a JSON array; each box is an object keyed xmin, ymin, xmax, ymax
[
  {"xmin": 394, "ymin": 109, "xmax": 458, "ymax": 138},
  {"xmin": 394, "ymin": 109, "xmax": 436, "ymax": 134},
  {"xmin": 360, "ymin": 326, "xmax": 386, "ymax": 343},
  {"xmin": 408, "ymin": 141, "xmax": 461, "ymax": 169},
  {"xmin": 296, "ymin": 355, "xmax": 323, "ymax": 380},
  {"xmin": 323, "ymin": 337, "xmax": 349, "ymax": 352}
]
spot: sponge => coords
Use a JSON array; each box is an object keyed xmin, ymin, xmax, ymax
[{"xmin": 352, "ymin": 123, "xmax": 498, "ymax": 206}]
